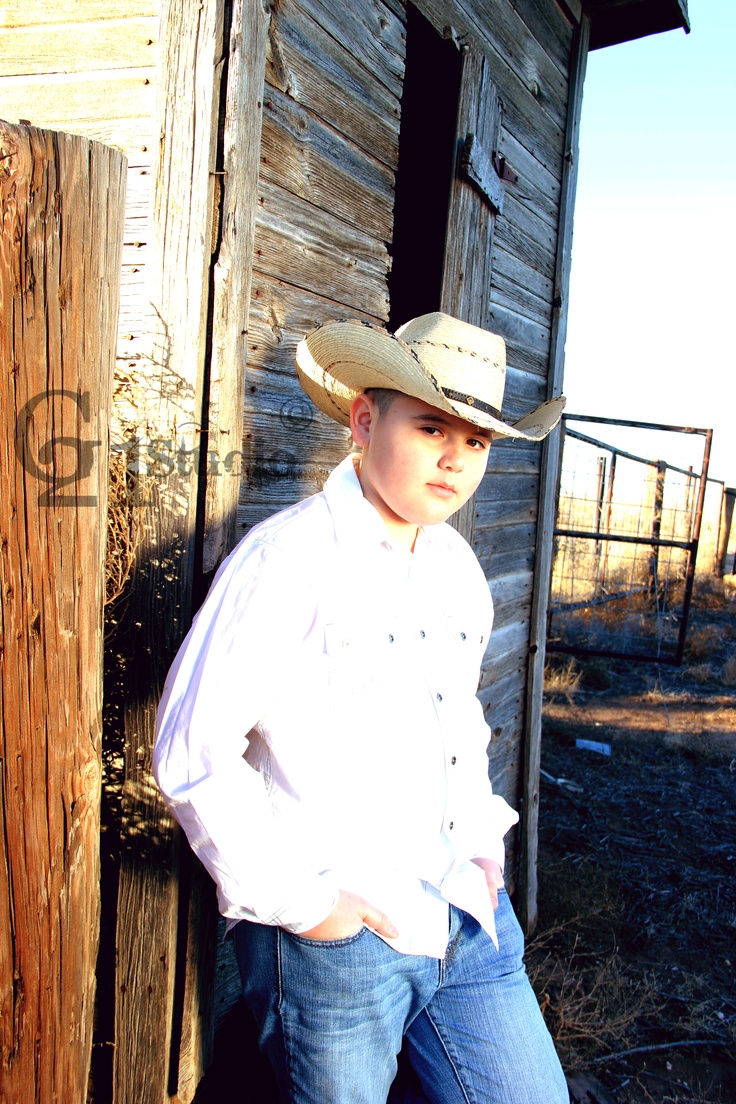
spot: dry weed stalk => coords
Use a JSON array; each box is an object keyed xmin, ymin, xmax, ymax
[{"xmin": 105, "ymin": 446, "xmax": 144, "ymax": 608}]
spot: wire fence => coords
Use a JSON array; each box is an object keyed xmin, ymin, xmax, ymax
[{"xmin": 548, "ymin": 416, "xmax": 712, "ymax": 664}]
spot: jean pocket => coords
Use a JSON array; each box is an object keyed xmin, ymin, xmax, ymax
[{"xmin": 285, "ymin": 925, "xmax": 369, "ymax": 949}]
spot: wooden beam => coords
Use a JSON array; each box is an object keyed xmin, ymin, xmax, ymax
[
  {"xmin": 0, "ymin": 121, "xmax": 124, "ymax": 1104},
  {"xmin": 110, "ymin": 2, "xmax": 225, "ymax": 1101},
  {"xmin": 202, "ymin": 0, "xmax": 270, "ymax": 575},
  {"xmin": 517, "ymin": 12, "xmax": 591, "ymax": 935}
]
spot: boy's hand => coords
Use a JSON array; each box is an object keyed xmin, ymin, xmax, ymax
[
  {"xmin": 471, "ymin": 857, "xmax": 505, "ymax": 909},
  {"xmin": 297, "ymin": 890, "xmax": 399, "ymax": 941}
]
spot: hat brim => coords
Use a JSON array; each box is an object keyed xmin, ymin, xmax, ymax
[{"xmin": 295, "ymin": 319, "xmax": 565, "ymax": 441}]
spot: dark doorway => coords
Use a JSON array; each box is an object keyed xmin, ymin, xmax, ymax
[{"xmin": 388, "ymin": 6, "xmax": 462, "ymax": 329}]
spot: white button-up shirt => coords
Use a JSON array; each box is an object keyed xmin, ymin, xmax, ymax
[{"xmin": 153, "ymin": 454, "xmax": 518, "ymax": 957}]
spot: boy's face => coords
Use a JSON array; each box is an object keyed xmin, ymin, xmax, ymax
[{"xmin": 350, "ymin": 392, "xmax": 492, "ymax": 547}]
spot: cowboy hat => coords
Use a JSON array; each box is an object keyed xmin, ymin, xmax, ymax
[{"xmin": 295, "ymin": 312, "xmax": 565, "ymax": 441}]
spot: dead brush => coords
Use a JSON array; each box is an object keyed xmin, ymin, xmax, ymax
[
  {"xmin": 105, "ymin": 446, "xmax": 145, "ymax": 608},
  {"xmin": 692, "ymin": 573, "xmax": 729, "ymax": 611},
  {"xmin": 526, "ymin": 931, "xmax": 664, "ymax": 1068},
  {"xmin": 682, "ymin": 662, "xmax": 715, "ymax": 684},
  {"xmin": 685, "ymin": 624, "xmax": 725, "ymax": 662},
  {"xmin": 544, "ymin": 658, "xmax": 583, "ymax": 704}
]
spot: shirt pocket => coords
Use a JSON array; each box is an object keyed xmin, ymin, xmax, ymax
[{"xmin": 324, "ymin": 620, "xmax": 397, "ymax": 698}]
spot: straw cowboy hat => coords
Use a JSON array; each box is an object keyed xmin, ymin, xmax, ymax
[{"xmin": 295, "ymin": 312, "xmax": 565, "ymax": 441}]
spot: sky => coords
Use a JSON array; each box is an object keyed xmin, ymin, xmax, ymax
[{"xmin": 562, "ymin": 0, "xmax": 736, "ymax": 488}]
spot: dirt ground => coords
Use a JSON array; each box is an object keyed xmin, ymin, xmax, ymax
[{"xmin": 532, "ymin": 575, "xmax": 736, "ymax": 1104}]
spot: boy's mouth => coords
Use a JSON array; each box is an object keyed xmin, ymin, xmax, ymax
[{"xmin": 428, "ymin": 482, "xmax": 456, "ymax": 498}]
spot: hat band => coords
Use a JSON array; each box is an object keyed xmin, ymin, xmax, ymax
[{"xmin": 441, "ymin": 387, "xmax": 501, "ymax": 421}]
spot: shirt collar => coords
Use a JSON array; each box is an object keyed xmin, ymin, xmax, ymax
[
  {"xmin": 324, "ymin": 453, "xmax": 391, "ymax": 549},
  {"xmin": 323, "ymin": 453, "xmax": 442, "ymax": 556}
]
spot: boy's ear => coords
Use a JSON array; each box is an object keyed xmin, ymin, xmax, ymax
[{"xmin": 349, "ymin": 393, "xmax": 376, "ymax": 447}]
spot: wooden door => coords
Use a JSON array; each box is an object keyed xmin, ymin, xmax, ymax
[{"xmin": 441, "ymin": 44, "xmax": 506, "ymax": 545}]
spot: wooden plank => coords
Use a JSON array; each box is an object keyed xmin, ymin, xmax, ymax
[
  {"xmin": 479, "ymin": 624, "xmax": 529, "ymax": 699},
  {"xmin": 490, "ymin": 568, "xmax": 534, "ymax": 613},
  {"xmin": 296, "ymin": 0, "xmax": 406, "ymax": 100},
  {"xmin": 495, "ymin": 196, "xmax": 557, "ymax": 280},
  {"xmin": 203, "ymin": 0, "xmax": 270, "ymax": 574},
  {"xmin": 499, "ymin": 129, "xmax": 561, "ymax": 228},
  {"xmin": 0, "ymin": 1, "xmax": 157, "ymax": 26},
  {"xmin": 503, "ymin": 0, "xmax": 576, "ymax": 72},
  {"xmin": 475, "ymin": 523, "xmax": 537, "ymax": 577},
  {"xmin": 479, "ymin": 672, "xmax": 526, "ymax": 733},
  {"xmin": 266, "ymin": 0, "xmax": 401, "ymax": 169},
  {"xmin": 254, "ymin": 180, "xmax": 391, "ymax": 318},
  {"xmin": 0, "ymin": 18, "xmax": 158, "ymax": 76},
  {"xmin": 0, "ymin": 121, "xmax": 124, "ymax": 1104},
  {"xmin": 241, "ymin": 403, "xmax": 351, "ymax": 467},
  {"xmin": 493, "ymin": 243, "xmax": 554, "ymax": 317},
  {"xmin": 487, "ymin": 439, "xmax": 544, "ymax": 476},
  {"xmin": 261, "ymin": 85, "xmax": 395, "ymax": 241},
  {"xmin": 110, "ymin": 3, "xmax": 225, "ymax": 1102},
  {"xmin": 237, "ymin": 463, "xmax": 336, "ymax": 534},
  {"xmin": 487, "ymin": 300, "xmax": 549, "ymax": 355},
  {"xmin": 0, "ymin": 69, "xmax": 155, "ymax": 129},
  {"xmin": 517, "ymin": 13, "xmax": 590, "ymax": 935},
  {"xmin": 475, "ymin": 471, "xmax": 539, "ymax": 505},
  {"xmin": 248, "ymin": 272, "xmax": 380, "ymax": 375}
]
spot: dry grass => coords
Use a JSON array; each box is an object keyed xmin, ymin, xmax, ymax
[
  {"xmin": 685, "ymin": 626, "xmax": 725, "ymax": 662},
  {"xmin": 544, "ymin": 657, "xmax": 584, "ymax": 703},
  {"xmin": 528, "ymin": 924, "xmax": 665, "ymax": 1068}
]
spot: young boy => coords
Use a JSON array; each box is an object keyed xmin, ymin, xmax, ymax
[{"xmin": 153, "ymin": 313, "xmax": 569, "ymax": 1103}]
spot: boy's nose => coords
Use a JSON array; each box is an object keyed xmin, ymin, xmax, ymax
[{"xmin": 441, "ymin": 444, "xmax": 464, "ymax": 471}]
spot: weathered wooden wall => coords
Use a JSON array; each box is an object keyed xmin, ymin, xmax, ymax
[{"xmin": 0, "ymin": 122, "xmax": 124, "ymax": 1104}]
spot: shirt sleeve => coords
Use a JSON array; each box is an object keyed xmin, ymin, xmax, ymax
[{"xmin": 153, "ymin": 535, "xmax": 340, "ymax": 932}]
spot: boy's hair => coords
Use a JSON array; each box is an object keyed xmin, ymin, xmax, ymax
[{"xmin": 364, "ymin": 387, "xmax": 400, "ymax": 416}]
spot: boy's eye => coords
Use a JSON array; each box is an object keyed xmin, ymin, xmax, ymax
[
  {"xmin": 421, "ymin": 425, "xmax": 442, "ymax": 436},
  {"xmin": 468, "ymin": 438, "xmax": 488, "ymax": 450}
]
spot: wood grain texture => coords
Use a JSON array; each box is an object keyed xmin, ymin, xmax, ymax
[
  {"xmin": 441, "ymin": 46, "xmax": 503, "ymax": 547},
  {"xmin": 266, "ymin": 0, "xmax": 401, "ymax": 169},
  {"xmin": 110, "ymin": 2, "xmax": 225, "ymax": 1101},
  {"xmin": 0, "ymin": 121, "xmax": 124, "ymax": 1104},
  {"xmin": 0, "ymin": 1, "xmax": 156, "ymax": 26},
  {"xmin": 203, "ymin": 0, "xmax": 270, "ymax": 574},
  {"xmin": 261, "ymin": 85, "xmax": 395, "ymax": 240},
  {"xmin": 254, "ymin": 180, "xmax": 391, "ymax": 317},
  {"xmin": 0, "ymin": 18, "xmax": 158, "ymax": 77},
  {"xmin": 517, "ymin": 13, "xmax": 590, "ymax": 934}
]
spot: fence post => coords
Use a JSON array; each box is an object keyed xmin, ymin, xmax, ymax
[
  {"xmin": 647, "ymin": 460, "xmax": 666, "ymax": 603},
  {"xmin": 0, "ymin": 122, "xmax": 125, "ymax": 1102}
]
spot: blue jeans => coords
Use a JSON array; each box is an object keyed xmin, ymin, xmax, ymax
[{"xmin": 233, "ymin": 891, "xmax": 569, "ymax": 1104}]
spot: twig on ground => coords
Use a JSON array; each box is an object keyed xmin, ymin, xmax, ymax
[{"xmin": 591, "ymin": 1039, "xmax": 726, "ymax": 1064}]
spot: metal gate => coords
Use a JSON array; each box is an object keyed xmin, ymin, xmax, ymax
[{"xmin": 547, "ymin": 415, "xmax": 712, "ymax": 664}]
